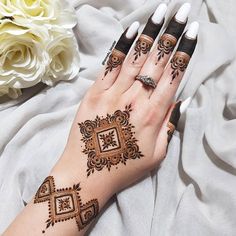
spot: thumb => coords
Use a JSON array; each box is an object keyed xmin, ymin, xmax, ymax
[{"xmin": 154, "ymin": 97, "xmax": 192, "ymax": 164}]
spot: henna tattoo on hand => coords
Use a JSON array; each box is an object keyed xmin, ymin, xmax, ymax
[
  {"xmin": 170, "ymin": 51, "xmax": 190, "ymax": 83},
  {"xmin": 34, "ymin": 176, "xmax": 99, "ymax": 234},
  {"xmin": 170, "ymin": 33, "xmax": 197, "ymax": 83},
  {"xmin": 104, "ymin": 27, "xmax": 137, "ymax": 77},
  {"xmin": 156, "ymin": 34, "xmax": 177, "ymax": 62},
  {"xmin": 104, "ymin": 49, "xmax": 125, "ymax": 76},
  {"xmin": 156, "ymin": 15, "xmax": 186, "ymax": 63},
  {"xmin": 78, "ymin": 104, "xmax": 144, "ymax": 176},
  {"xmin": 133, "ymin": 14, "xmax": 163, "ymax": 62},
  {"xmin": 166, "ymin": 101, "xmax": 181, "ymax": 149},
  {"xmin": 133, "ymin": 35, "xmax": 153, "ymax": 62}
]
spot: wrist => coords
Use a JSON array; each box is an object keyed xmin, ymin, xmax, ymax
[{"xmin": 50, "ymin": 148, "xmax": 115, "ymax": 211}]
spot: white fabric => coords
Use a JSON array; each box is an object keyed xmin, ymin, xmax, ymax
[{"xmin": 1, "ymin": 0, "xmax": 236, "ymax": 235}]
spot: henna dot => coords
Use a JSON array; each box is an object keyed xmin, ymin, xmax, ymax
[{"xmin": 42, "ymin": 230, "xmax": 45, "ymax": 233}]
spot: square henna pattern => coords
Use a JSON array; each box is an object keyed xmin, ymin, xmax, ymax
[{"xmin": 78, "ymin": 105, "xmax": 144, "ymax": 176}]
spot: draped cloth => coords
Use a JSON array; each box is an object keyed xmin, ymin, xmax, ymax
[{"xmin": 0, "ymin": 0, "xmax": 236, "ymax": 235}]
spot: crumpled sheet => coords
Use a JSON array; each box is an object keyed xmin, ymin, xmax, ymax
[{"xmin": 0, "ymin": 0, "xmax": 236, "ymax": 235}]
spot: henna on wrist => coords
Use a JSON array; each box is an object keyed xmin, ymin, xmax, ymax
[
  {"xmin": 78, "ymin": 104, "xmax": 144, "ymax": 176},
  {"xmin": 34, "ymin": 176, "xmax": 99, "ymax": 234}
]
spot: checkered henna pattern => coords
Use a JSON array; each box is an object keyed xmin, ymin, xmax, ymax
[
  {"xmin": 78, "ymin": 105, "xmax": 144, "ymax": 177},
  {"xmin": 34, "ymin": 176, "xmax": 99, "ymax": 234}
]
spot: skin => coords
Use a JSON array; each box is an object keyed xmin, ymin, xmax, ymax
[{"xmin": 3, "ymin": 7, "xmax": 196, "ymax": 236}]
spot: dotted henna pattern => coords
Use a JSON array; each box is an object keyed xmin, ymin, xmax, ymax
[
  {"xmin": 78, "ymin": 104, "xmax": 144, "ymax": 177},
  {"xmin": 34, "ymin": 176, "xmax": 99, "ymax": 233}
]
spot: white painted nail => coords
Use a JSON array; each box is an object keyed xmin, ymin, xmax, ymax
[
  {"xmin": 186, "ymin": 21, "xmax": 199, "ymax": 39},
  {"xmin": 180, "ymin": 97, "xmax": 192, "ymax": 114},
  {"xmin": 175, "ymin": 3, "xmax": 191, "ymax": 23},
  {"xmin": 152, "ymin": 3, "xmax": 168, "ymax": 24},
  {"xmin": 126, "ymin": 21, "xmax": 140, "ymax": 39}
]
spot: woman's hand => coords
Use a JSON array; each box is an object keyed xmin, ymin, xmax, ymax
[{"xmin": 4, "ymin": 3, "xmax": 198, "ymax": 236}]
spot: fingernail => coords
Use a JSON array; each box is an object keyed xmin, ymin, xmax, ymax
[
  {"xmin": 126, "ymin": 21, "xmax": 140, "ymax": 39},
  {"xmin": 175, "ymin": 3, "xmax": 191, "ymax": 23},
  {"xmin": 186, "ymin": 21, "xmax": 199, "ymax": 39},
  {"xmin": 180, "ymin": 97, "xmax": 192, "ymax": 114},
  {"xmin": 152, "ymin": 3, "xmax": 168, "ymax": 24}
]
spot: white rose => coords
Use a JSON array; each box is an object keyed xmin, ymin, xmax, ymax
[
  {"xmin": 0, "ymin": 20, "xmax": 49, "ymax": 89},
  {"xmin": 43, "ymin": 27, "xmax": 80, "ymax": 86},
  {"xmin": 0, "ymin": 0, "xmax": 77, "ymax": 28},
  {"xmin": 0, "ymin": 85, "xmax": 21, "ymax": 99}
]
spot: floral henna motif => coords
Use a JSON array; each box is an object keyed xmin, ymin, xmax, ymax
[
  {"xmin": 104, "ymin": 49, "xmax": 125, "ymax": 77},
  {"xmin": 156, "ymin": 34, "xmax": 177, "ymax": 63},
  {"xmin": 170, "ymin": 51, "xmax": 190, "ymax": 84},
  {"xmin": 133, "ymin": 34, "xmax": 153, "ymax": 62},
  {"xmin": 34, "ymin": 176, "xmax": 99, "ymax": 234},
  {"xmin": 78, "ymin": 104, "xmax": 144, "ymax": 176}
]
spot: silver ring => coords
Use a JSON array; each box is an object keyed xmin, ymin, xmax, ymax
[{"xmin": 135, "ymin": 75, "xmax": 157, "ymax": 89}]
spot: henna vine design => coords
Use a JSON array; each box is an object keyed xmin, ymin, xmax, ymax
[
  {"xmin": 78, "ymin": 104, "xmax": 144, "ymax": 176},
  {"xmin": 133, "ymin": 34, "xmax": 153, "ymax": 62},
  {"xmin": 156, "ymin": 34, "xmax": 177, "ymax": 63},
  {"xmin": 170, "ymin": 51, "xmax": 190, "ymax": 84},
  {"xmin": 104, "ymin": 49, "xmax": 125, "ymax": 77},
  {"xmin": 34, "ymin": 176, "xmax": 99, "ymax": 233}
]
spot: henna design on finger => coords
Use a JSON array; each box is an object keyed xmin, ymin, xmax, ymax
[
  {"xmin": 133, "ymin": 35, "xmax": 153, "ymax": 62},
  {"xmin": 156, "ymin": 15, "xmax": 187, "ymax": 63},
  {"xmin": 104, "ymin": 27, "xmax": 138, "ymax": 77},
  {"xmin": 34, "ymin": 176, "xmax": 99, "ymax": 233},
  {"xmin": 156, "ymin": 34, "xmax": 177, "ymax": 62},
  {"xmin": 170, "ymin": 51, "xmax": 190, "ymax": 83},
  {"xmin": 104, "ymin": 49, "xmax": 125, "ymax": 77},
  {"xmin": 170, "ymin": 33, "xmax": 197, "ymax": 83},
  {"xmin": 133, "ymin": 15, "xmax": 163, "ymax": 62},
  {"xmin": 78, "ymin": 104, "xmax": 144, "ymax": 176},
  {"xmin": 166, "ymin": 101, "xmax": 181, "ymax": 149}
]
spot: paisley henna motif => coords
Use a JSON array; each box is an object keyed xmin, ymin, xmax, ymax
[{"xmin": 78, "ymin": 104, "xmax": 144, "ymax": 176}]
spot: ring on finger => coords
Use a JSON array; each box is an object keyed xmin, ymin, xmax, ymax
[{"xmin": 135, "ymin": 75, "xmax": 157, "ymax": 89}]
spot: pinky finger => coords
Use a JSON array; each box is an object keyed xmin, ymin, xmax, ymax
[{"xmin": 154, "ymin": 97, "xmax": 192, "ymax": 164}]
